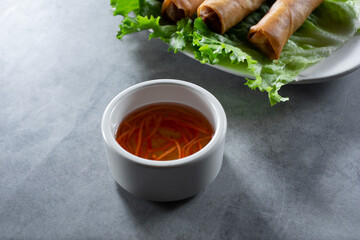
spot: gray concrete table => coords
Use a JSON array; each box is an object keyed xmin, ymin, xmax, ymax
[{"xmin": 1, "ymin": 0, "xmax": 360, "ymax": 239}]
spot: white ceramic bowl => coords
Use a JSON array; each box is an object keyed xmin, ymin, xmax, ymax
[{"xmin": 101, "ymin": 79, "xmax": 227, "ymax": 202}]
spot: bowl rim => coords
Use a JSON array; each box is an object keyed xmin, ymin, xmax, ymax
[{"xmin": 101, "ymin": 79, "xmax": 227, "ymax": 168}]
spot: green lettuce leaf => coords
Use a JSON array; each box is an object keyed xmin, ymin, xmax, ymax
[
  {"xmin": 112, "ymin": 0, "xmax": 139, "ymax": 16},
  {"xmin": 112, "ymin": 0, "xmax": 360, "ymax": 105},
  {"xmin": 117, "ymin": 15, "xmax": 177, "ymax": 41}
]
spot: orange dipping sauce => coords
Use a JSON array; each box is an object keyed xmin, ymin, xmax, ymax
[{"xmin": 115, "ymin": 102, "xmax": 214, "ymax": 161}]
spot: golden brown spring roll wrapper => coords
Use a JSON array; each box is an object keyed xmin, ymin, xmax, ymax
[
  {"xmin": 248, "ymin": 0, "xmax": 324, "ymax": 60},
  {"xmin": 162, "ymin": 0, "xmax": 205, "ymax": 22},
  {"xmin": 197, "ymin": 0, "xmax": 266, "ymax": 34}
]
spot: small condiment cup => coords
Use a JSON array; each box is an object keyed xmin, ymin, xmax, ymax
[{"xmin": 101, "ymin": 79, "xmax": 227, "ymax": 201}]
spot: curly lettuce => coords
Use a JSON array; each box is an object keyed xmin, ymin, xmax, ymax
[{"xmin": 112, "ymin": 0, "xmax": 360, "ymax": 105}]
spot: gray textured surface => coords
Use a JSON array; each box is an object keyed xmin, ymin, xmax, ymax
[{"xmin": 1, "ymin": 0, "xmax": 360, "ymax": 239}]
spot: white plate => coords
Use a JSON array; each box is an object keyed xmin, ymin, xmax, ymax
[{"xmin": 182, "ymin": 34, "xmax": 360, "ymax": 84}]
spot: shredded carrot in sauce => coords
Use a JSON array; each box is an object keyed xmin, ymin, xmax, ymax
[{"xmin": 115, "ymin": 103, "xmax": 214, "ymax": 161}]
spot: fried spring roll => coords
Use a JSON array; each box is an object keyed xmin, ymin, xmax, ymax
[
  {"xmin": 248, "ymin": 0, "xmax": 324, "ymax": 60},
  {"xmin": 197, "ymin": 0, "xmax": 266, "ymax": 34},
  {"xmin": 162, "ymin": 0, "xmax": 205, "ymax": 22}
]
